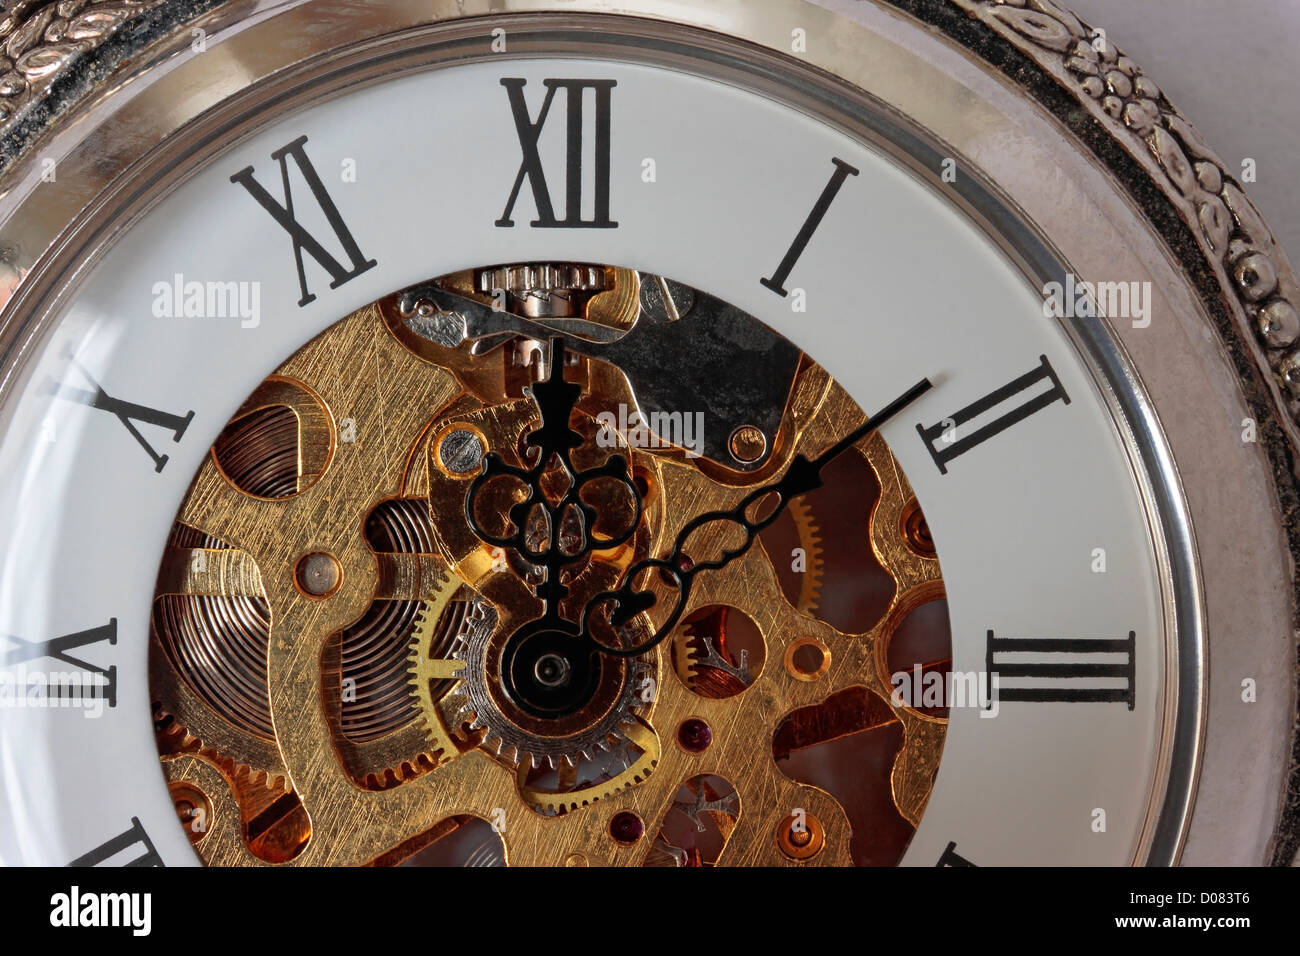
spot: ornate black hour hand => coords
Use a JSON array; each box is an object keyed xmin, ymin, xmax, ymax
[
  {"xmin": 463, "ymin": 338, "xmax": 645, "ymax": 716},
  {"xmin": 579, "ymin": 376, "xmax": 934, "ymax": 659},
  {"xmin": 464, "ymin": 338, "xmax": 641, "ymax": 612}
]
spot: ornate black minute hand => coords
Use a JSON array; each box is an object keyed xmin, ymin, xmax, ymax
[{"xmin": 579, "ymin": 377, "xmax": 934, "ymax": 658}]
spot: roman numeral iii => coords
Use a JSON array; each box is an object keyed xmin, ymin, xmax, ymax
[
  {"xmin": 497, "ymin": 78, "xmax": 617, "ymax": 229},
  {"xmin": 230, "ymin": 135, "xmax": 378, "ymax": 306},
  {"xmin": 986, "ymin": 629, "xmax": 1136, "ymax": 709},
  {"xmin": 916, "ymin": 354, "xmax": 1070, "ymax": 474}
]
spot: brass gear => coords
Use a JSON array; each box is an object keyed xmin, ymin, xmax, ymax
[
  {"xmin": 475, "ymin": 263, "xmax": 607, "ymax": 296},
  {"xmin": 148, "ymin": 267, "xmax": 949, "ymax": 866},
  {"xmin": 406, "ymin": 575, "xmax": 474, "ymax": 761},
  {"xmin": 153, "ymin": 703, "xmax": 287, "ymax": 792},
  {"xmin": 787, "ymin": 496, "xmax": 825, "ymax": 615},
  {"xmin": 409, "ymin": 595, "xmax": 653, "ymax": 771},
  {"xmin": 517, "ymin": 719, "xmax": 660, "ymax": 813}
]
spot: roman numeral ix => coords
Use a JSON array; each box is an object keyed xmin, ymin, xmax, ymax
[
  {"xmin": 497, "ymin": 78, "xmax": 617, "ymax": 229},
  {"xmin": 230, "ymin": 135, "xmax": 378, "ymax": 307}
]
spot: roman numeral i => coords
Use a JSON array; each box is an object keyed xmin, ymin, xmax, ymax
[{"xmin": 760, "ymin": 157, "xmax": 859, "ymax": 297}]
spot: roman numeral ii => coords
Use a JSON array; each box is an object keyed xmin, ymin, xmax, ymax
[{"xmin": 916, "ymin": 354, "xmax": 1070, "ymax": 474}]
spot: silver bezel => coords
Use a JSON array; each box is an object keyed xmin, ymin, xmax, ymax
[{"xmin": 0, "ymin": 0, "xmax": 1294, "ymax": 865}]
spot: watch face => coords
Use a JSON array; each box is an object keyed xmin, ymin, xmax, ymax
[{"xmin": 0, "ymin": 1, "xmax": 1294, "ymax": 874}]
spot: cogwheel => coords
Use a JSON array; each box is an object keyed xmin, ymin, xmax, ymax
[
  {"xmin": 475, "ymin": 263, "xmax": 606, "ymax": 296},
  {"xmin": 788, "ymin": 496, "xmax": 825, "ymax": 614},
  {"xmin": 411, "ymin": 596, "xmax": 652, "ymax": 771},
  {"xmin": 406, "ymin": 570, "xmax": 471, "ymax": 759},
  {"xmin": 519, "ymin": 719, "xmax": 660, "ymax": 813},
  {"xmin": 672, "ymin": 607, "xmax": 756, "ymax": 697},
  {"xmin": 154, "ymin": 703, "xmax": 288, "ymax": 794}
]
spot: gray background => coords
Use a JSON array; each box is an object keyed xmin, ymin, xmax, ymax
[{"xmin": 1068, "ymin": 0, "xmax": 1300, "ymax": 268}]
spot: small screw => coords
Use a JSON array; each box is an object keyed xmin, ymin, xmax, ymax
[
  {"xmin": 901, "ymin": 498, "xmax": 935, "ymax": 558},
  {"xmin": 533, "ymin": 652, "xmax": 571, "ymax": 689},
  {"xmin": 776, "ymin": 811, "xmax": 824, "ymax": 860},
  {"xmin": 439, "ymin": 428, "xmax": 485, "ymax": 475},
  {"xmin": 169, "ymin": 781, "xmax": 212, "ymax": 845}
]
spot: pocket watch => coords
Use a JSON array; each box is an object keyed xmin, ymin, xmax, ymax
[{"xmin": 0, "ymin": 0, "xmax": 1296, "ymax": 869}]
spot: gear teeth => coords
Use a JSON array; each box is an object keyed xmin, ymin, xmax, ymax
[
  {"xmin": 407, "ymin": 575, "xmax": 472, "ymax": 755},
  {"xmin": 360, "ymin": 752, "xmax": 444, "ymax": 791},
  {"xmin": 521, "ymin": 751, "xmax": 661, "ymax": 813},
  {"xmin": 787, "ymin": 497, "xmax": 824, "ymax": 614},
  {"xmin": 154, "ymin": 704, "xmax": 289, "ymax": 792},
  {"xmin": 417, "ymin": 591, "xmax": 652, "ymax": 781}
]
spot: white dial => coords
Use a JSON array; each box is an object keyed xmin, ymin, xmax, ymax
[{"xmin": 0, "ymin": 52, "xmax": 1180, "ymax": 868}]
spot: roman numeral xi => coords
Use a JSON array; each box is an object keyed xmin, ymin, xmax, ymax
[{"xmin": 230, "ymin": 135, "xmax": 377, "ymax": 307}]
